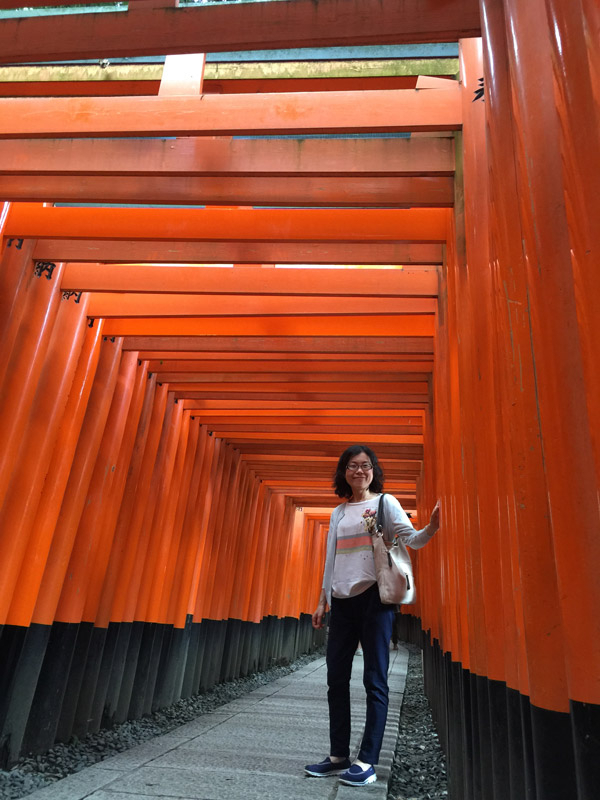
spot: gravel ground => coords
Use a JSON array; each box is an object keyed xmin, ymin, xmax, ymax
[
  {"xmin": 1, "ymin": 643, "xmax": 448, "ymax": 800},
  {"xmin": 388, "ymin": 643, "xmax": 448, "ymax": 800}
]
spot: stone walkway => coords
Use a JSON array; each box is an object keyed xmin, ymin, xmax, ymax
[{"xmin": 24, "ymin": 647, "xmax": 409, "ymax": 800}]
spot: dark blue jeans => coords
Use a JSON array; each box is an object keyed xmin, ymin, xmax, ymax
[{"xmin": 327, "ymin": 583, "xmax": 395, "ymax": 764}]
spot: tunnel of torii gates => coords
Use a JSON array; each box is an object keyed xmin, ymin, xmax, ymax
[{"xmin": 0, "ymin": 1, "xmax": 599, "ymax": 798}]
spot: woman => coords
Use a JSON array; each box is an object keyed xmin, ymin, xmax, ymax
[{"xmin": 304, "ymin": 444, "xmax": 439, "ymax": 787}]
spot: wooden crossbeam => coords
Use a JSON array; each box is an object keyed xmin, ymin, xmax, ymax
[
  {"xmin": 7, "ymin": 206, "xmax": 448, "ymax": 242},
  {"xmin": 121, "ymin": 336, "xmax": 434, "ymax": 354},
  {"xmin": 0, "ymin": 136, "xmax": 455, "ymax": 178},
  {"xmin": 0, "ymin": 89, "xmax": 461, "ymax": 138},
  {"xmin": 140, "ymin": 352, "xmax": 433, "ymax": 363},
  {"xmin": 0, "ymin": 0, "xmax": 481, "ymax": 64},
  {"xmin": 34, "ymin": 240, "xmax": 445, "ymax": 265},
  {"xmin": 0, "ymin": 175, "xmax": 454, "ymax": 207},
  {"xmin": 146, "ymin": 360, "xmax": 432, "ymax": 374},
  {"xmin": 85, "ymin": 294, "xmax": 437, "ymax": 318},
  {"xmin": 62, "ymin": 264, "xmax": 438, "ymax": 296},
  {"xmin": 101, "ymin": 315, "xmax": 435, "ymax": 336}
]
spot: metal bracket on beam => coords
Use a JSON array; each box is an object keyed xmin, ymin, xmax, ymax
[
  {"xmin": 34, "ymin": 261, "xmax": 56, "ymax": 280},
  {"xmin": 62, "ymin": 290, "xmax": 82, "ymax": 303}
]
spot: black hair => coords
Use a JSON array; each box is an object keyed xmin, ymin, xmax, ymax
[{"xmin": 333, "ymin": 444, "xmax": 385, "ymax": 499}]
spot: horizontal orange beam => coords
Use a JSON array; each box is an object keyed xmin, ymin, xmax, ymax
[
  {"xmin": 174, "ymin": 421, "xmax": 423, "ymax": 435},
  {"xmin": 238, "ymin": 453, "xmax": 420, "ymax": 462},
  {"xmin": 121, "ymin": 336, "xmax": 434, "ymax": 354},
  {"xmin": 175, "ymin": 391, "xmax": 429, "ymax": 405},
  {"xmin": 200, "ymin": 432, "xmax": 423, "ymax": 444},
  {"xmin": 0, "ymin": 175, "xmax": 454, "ymax": 208},
  {"xmin": 224, "ymin": 441, "xmax": 423, "ymax": 455},
  {"xmin": 160, "ymin": 380, "xmax": 428, "ymax": 394},
  {"xmin": 86, "ymin": 294, "xmax": 437, "ymax": 318},
  {"xmin": 147, "ymin": 360, "xmax": 432, "ymax": 374},
  {"xmin": 34, "ymin": 240, "xmax": 445, "ymax": 265},
  {"xmin": 101, "ymin": 315, "xmax": 435, "ymax": 336},
  {"xmin": 187, "ymin": 408, "xmax": 425, "ymax": 418},
  {"xmin": 0, "ymin": 0, "xmax": 481, "ymax": 63},
  {"xmin": 265, "ymin": 479, "xmax": 415, "ymax": 489},
  {"xmin": 156, "ymin": 375, "xmax": 428, "ymax": 389},
  {"xmin": 64, "ymin": 265, "xmax": 438, "ymax": 297},
  {"xmin": 8, "ymin": 206, "xmax": 449, "ymax": 242},
  {"xmin": 0, "ymin": 136, "xmax": 455, "ymax": 178},
  {"xmin": 141, "ymin": 352, "xmax": 432, "ymax": 364},
  {"xmin": 185, "ymin": 402, "xmax": 425, "ymax": 414},
  {"xmin": 0, "ymin": 89, "xmax": 461, "ymax": 138},
  {"xmin": 0, "ymin": 76, "xmax": 423, "ymax": 99}
]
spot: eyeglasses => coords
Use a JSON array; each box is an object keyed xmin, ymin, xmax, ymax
[{"xmin": 346, "ymin": 462, "xmax": 373, "ymax": 472}]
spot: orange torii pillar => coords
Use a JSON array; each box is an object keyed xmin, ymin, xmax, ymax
[
  {"xmin": 0, "ymin": 235, "xmax": 325, "ymax": 764},
  {"xmin": 410, "ymin": 11, "xmax": 599, "ymax": 800}
]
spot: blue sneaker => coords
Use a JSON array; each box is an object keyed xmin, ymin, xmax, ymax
[
  {"xmin": 304, "ymin": 757, "xmax": 352, "ymax": 777},
  {"xmin": 339, "ymin": 764, "xmax": 377, "ymax": 786}
]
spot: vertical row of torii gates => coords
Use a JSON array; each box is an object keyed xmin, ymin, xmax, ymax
[{"xmin": 0, "ymin": 1, "xmax": 599, "ymax": 799}]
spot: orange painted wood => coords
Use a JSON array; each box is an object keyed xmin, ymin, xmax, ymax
[
  {"xmin": 122, "ymin": 336, "xmax": 434, "ymax": 355},
  {"xmin": 0, "ymin": 237, "xmax": 37, "ymax": 390},
  {"xmin": 504, "ymin": 0, "xmax": 600, "ymax": 707},
  {"xmin": 238, "ymin": 482, "xmax": 267, "ymax": 623},
  {"xmin": 457, "ymin": 38, "xmax": 505, "ymax": 683},
  {"xmin": 83, "ymin": 358, "xmax": 150, "ymax": 626},
  {"xmin": 86, "ymin": 294, "xmax": 436, "ymax": 318},
  {"xmin": 94, "ymin": 368, "xmax": 157, "ymax": 628},
  {"xmin": 159, "ymin": 416, "xmax": 202, "ymax": 628},
  {"xmin": 167, "ymin": 420, "xmax": 207, "ymax": 627},
  {"xmin": 102, "ymin": 315, "xmax": 434, "ymax": 337},
  {"xmin": 8, "ymin": 205, "xmax": 449, "ymax": 243},
  {"xmin": 0, "ymin": 89, "xmax": 461, "ymax": 138},
  {"xmin": 479, "ymin": 0, "xmax": 532, "ymax": 695},
  {"xmin": 154, "ymin": 372, "xmax": 428, "ymax": 386},
  {"xmin": 134, "ymin": 397, "xmax": 184, "ymax": 622},
  {"xmin": 544, "ymin": 0, "xmax": 600, "ymax": 497},
  {"xmin": 109, "ymin": 381, "xmax": 168, "ymax": 622},
  {"xmin": 0, "ymin": 295, "xmax": 89, "ymax": 624},
  {"xmin": 0, "ymin": 261, "xmax": 65, "ymax": 510},
  {"xmin": 147, "ymin": 360, "xmax": 433, "ymax": 375},
  {"xmin": 193, "ymin": 439, "xmax": 229, "ymax": 620},
  {"xmin": 63, "ymin": 264, "xmax": 439, "ymax": 297},
  {"xmin": 0, "ymin": 136, "xmax": 455, "ymax": 178},
  {"xmin": 0, "ymin": 174, "xmax": 454, "ymax": 208},
  {"xmin": 35, "ymin": 239, "xmax": 445, "ymax": 265},
  {"xmin": 144, "ymin": 350, "xmax": 432, "ymax": 360},
  {"xmin": 0, "ymin": 76, "xmax": 422, "ymax": 99},
  {"xmin": 55, "ymin": 349, "xmax": 139, "ymax": 624},
  {"xmin": 31, "ymin": 336, "xmax": 123, "ymax": 626},
  {"xmin": 146, "ymin": 409, "xmax": 192, "ymax": 624},
  {"xmin": 0, "ymin": 0, "xmax": 481, "ymax": 64},
  {"xmin": 209, "ymin": 452, "xmax": 243, "ymax": 620},
  {"xmin": 7, "ymin": 320, "xmax": 104, "ymax": 627}
]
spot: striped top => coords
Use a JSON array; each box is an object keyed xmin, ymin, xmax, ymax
[{"xmin": 331, "ymin": 496, "xmax": 380, "ymax": 599}]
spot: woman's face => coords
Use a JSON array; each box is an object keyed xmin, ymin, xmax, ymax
[{"xmin": 345, "ymin": 450, "xmax": 374, "ymax": 494}]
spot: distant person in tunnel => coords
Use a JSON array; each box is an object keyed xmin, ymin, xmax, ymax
[{"xmin": 304, "ymin": 444, "xmax": 439, "ymax": 787}]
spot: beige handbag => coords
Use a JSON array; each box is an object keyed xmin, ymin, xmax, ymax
[{"xmin": 371, "ymin": 494, "xmax": 416, "ymax": 605}]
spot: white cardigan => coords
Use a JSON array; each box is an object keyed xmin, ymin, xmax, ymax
[{"xmin": 321, "ymin": 493, "xmax": 433, "ymax": 606}]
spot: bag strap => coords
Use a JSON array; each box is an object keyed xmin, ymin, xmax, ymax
[{"xmin": 376, "ymin": 493, "xmax": 387, "ymax": 535}]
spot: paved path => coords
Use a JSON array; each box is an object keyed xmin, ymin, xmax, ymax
[{"xmin": 25, "ymin": 646, "xmax": 409, "ymax": 800}]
